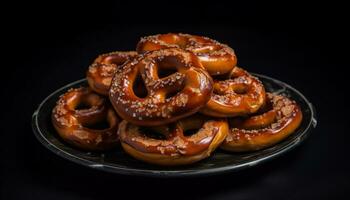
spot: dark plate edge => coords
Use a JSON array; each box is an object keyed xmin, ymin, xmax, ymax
[{"xmin": 32, "ymin": 76, "xmax": 317, "ymax": 178}]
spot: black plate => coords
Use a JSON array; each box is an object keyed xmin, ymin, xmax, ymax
[{"xmin": 32, "ymin": 74, "xmax": 317, "ymax": 177}]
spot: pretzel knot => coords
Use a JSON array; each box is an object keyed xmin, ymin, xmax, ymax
[
  {"xmin": 87, "ymin": 51, "xmax": 137, "ymax": 95},
  {"xmin": 137, "ymin": 33, "xmax": 237, "ymax": 75},
  {"xmin": 118, "ymin": 114, "xmax": 228, "ymax": 166},
  {"xmin": 221, "ymin": 93, "xmax": 303, "ymax": 152},
  {"xmin": 200, "ymin": 67, "xmax": 266, "ymax": 117},
  {"xmin": 51, "ymin": 87, "xmax": 119, "ymax": 150},
  {"xmin": 109, "ymin": 48, "xmax": 214, "ymax": 126}
]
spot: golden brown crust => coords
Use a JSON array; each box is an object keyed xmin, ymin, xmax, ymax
[
  {"xmin": 87, "ymin": 51, "xmax": 137, "ymax": 95},
  {"xmin": 109, "ymin": 48, "xmax": 214, "ymax": 126},
  {"xmin": 118, "ymin": 115, "xmax": 228, "ymax": 166},
  {"xmin": 221, "ymin": 93, "xmax": 302, "ymax": 152},
  {"xmin": 137, "ymin": 33, "xmax": 237, "ymax": 75},
  {"xmin": 200, "ymin": 67, "xmax": 266, "ymax": 117},
  {"xmin": 51, "ymin": 87, "xmax": 119, "ymax": 151}
]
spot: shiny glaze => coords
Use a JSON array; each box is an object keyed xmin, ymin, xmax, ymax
[
  {"xmin": 87, "ymin": 51, "xmax": 137, "ymax": 95},
  {"xmin": 109, "ymin": 48, "xmax": 214, "ymax": 126},
  {"xmin": 118, "ymin": 115, "xmax": 228, "ymax": 165},
  {"xmin": 137, "ymin": 33, "xmax": 237, "ymax": 75},
  {"xmin": 200, "ymin": 67, "xmax": 266, "ymax": 117},
  {"xmin": 221, "ymin": 93, "xmax": 303, "ymax": 152},
  {"xmin": 51, "ymin": 87, "xmax": 119, "ymax": 151}
]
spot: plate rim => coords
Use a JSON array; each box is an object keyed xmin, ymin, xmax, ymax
[{"xmin": 32, "ymin": 75, "xmax": 317, "ymax": 177}]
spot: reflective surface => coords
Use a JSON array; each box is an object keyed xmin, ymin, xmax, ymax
[{"xmin": 32, "ymin": 74, "xmax": 317, "ymax": 177}]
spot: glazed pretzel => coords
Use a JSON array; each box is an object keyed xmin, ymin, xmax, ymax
[
  {"xmin": 221, "ymin": 93, "xmax": 303, "ymax": 152},
  {"xmin": 200, "ymin": 67, "xmax": 266, "ymax": 117},
  {"xmin": 118, "ymin": 115, "xmax": 228, "ymax": 165},
  {"xmin": 137, "ymin": 33, "xmax": 237, "ymax": 75},
  {"xmin": 109, "ymin": 48, "xmax": 213, "ymax": 126},
  {"xmin": 87, "ymin": 51, "xmax": 137, "ymax": 95},
  {"xmin": 52, "ymin": 87, "xmax": 119, "ymax": 150}
]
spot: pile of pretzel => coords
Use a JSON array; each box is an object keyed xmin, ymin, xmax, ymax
[{"xmin": 52, "ymin": 33, "xmax": 302, "ymax": 166}]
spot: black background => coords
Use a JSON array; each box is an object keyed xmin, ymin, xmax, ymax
[{"xmin": 3, "ymin": 1, "xmax": 348, "ymax": 199}]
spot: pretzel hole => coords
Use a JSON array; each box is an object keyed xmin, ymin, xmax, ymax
[
  {"xmin": 255, "ymin": 100, "xmax": 273, "ymax": 114},
  {"xmin": 158, "ymin": 68, "xmax": 178, "ymax": 78},
  {"xmin": 139, "ymin": 127, "xmax": 167, "ymax": 140},
  {"xmin": 81, "ymin": 111, "xmax": 116, "ymax": 130},
  {"xmin": 83, "ymin": 119, "xmax": 110, "ymax": 130},
  {"xmin": 181, "ymin": 118, "xmax": 204, "ymax": 136},
  {"xmin": 183, "ymin": 129, "xmax": 198, "ymax": 136},
  {"xmin": 157, "ymin": 58, "xmax": 180, "ymax": 78},
  {"xmin": 133, "ymin": 73, "xmax": 148, "ymax": 98},
  {"xmin": 165, "ymin": 84, "xmax": 185, "ymax": 99},
  {"xmin": 212, "ymin": 74, "xmax": 230, "ymax": 81},
  {"xmin": 228, "ymin": 117, "xmax": 246, "ymax": 128},
  {"xmin": 213, "ymin": 86, "xmax": 229, "ymax": 95},
  {"xmin": 75, "ymin": 102, "xmax": 92, "ymax": 110},
  {"xmin": 234, "ymin": 86, "xmax": 248, "ymax": 94},
  {"xmin": 74, "ymin": 93, "xmax": 102, "ymax": 110}
]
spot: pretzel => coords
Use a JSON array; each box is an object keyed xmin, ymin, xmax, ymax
[
  {"xmin": 87, "ymin": 51, "xmax": 137, "ymax": 95},
  {"xmin": 221, "ymin": 93, "xmax": 303, "ymax": 152},
  {"xmin": 118, "ymin": 115, "xmax": 228, "ymax": 165},
  {"xmin": 109, "ymin": 48, "xmax": 213, "ymax": 126},
  {"xmin": 200, "ymin": 67, "xmax": 266, "ymax": 117},
  {"xmin": 137, "ymin": 33, "xmax": 237, "ymax": 75},
  {"xmin": 52, "ymin": 87, "xmax": 119, "ymax": 150}
]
